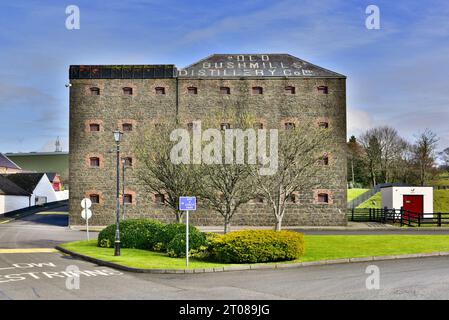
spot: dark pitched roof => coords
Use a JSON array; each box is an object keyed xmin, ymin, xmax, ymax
[
  {"xmin": 0, "ymin": 175, "xmax": 29, "ymax": 196},
  {"xmin": 69, "ymin": 65, "xmax": 176, "ymax": 79},
  {"xmin": 178, "ymin": 54, "xmax": 346, "ymax": 78},
  {"xmin": 0, "ymin": 153, "xmax": 21, "ymax": 170},
  {"xmin": 0, "ymin": 173, "xmax": 46, "ymax": 194}
]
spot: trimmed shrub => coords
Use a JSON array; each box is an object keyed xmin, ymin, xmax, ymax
[
  {"xmin": 166, "ymin": 231, "xmax": 208, "ymax": 258},
  {"xmin": 153, "ymin": 223, "xmax": 189, "ymax": 251},
  {"xmin": 210, "ymin": 230, "xmax": 305, "ymax": 263},
  {"xmin": 97, "ymin": 219, "xmax": 163, "ymax": 250}
]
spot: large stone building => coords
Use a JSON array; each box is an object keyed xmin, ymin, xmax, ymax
[{"xmin": 69, "ymin": 54, "xmax": 347, "ymax": 226}]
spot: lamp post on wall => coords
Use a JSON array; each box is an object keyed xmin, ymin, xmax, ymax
[{"xmin": 113, "ymin": 130, "xmax": 123, "ymax": 256}]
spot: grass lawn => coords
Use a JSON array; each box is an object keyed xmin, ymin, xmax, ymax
[
  {"xmin": 60, "ymin": 235, "xmax": 449, "ymax": 269},
  {"xmin": 430, "ymin": 173, "xmax": 449, "ymax": 186},
  {"xmin": 347, "ymin": 188, "xmax": 369, "ymax": 202}
]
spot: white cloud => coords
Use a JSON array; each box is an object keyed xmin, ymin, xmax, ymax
[{"xmin": 347, "ymin": 108, "xmax": 375, "ymax": 138}]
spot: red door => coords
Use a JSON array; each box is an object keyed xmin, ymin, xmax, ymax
[{"xmin": 403, "ymin": 195, "xmax": 423, "ymax": 219}]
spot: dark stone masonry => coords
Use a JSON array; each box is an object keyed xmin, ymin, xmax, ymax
[{"xmin": 69, "ymin": 54, "xmax": 347, "ymax": 226}]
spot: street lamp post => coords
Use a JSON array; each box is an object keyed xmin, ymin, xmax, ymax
[{"xmin": 113, "ymin": 130, "xmax": 123, "ymax": 256}]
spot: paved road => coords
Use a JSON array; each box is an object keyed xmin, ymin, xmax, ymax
[{"xmin": 2, "ymin": 207, "xmax": 449, "ymax": 300}]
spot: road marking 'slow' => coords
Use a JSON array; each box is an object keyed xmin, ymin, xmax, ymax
[{"xmin": 0, "ymin": 248, "xmax": 58, "ymax": 254}]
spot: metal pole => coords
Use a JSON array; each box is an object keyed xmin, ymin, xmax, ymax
[
  {"xmin": 186, "ymin": 210, "xmax": 189, "ymax": 268},
  {"xmin": 114, "ymin": 142, "xmax": 121, "ymax": 256},
  {"xmin": 86, "ymin": 213, "xmax": 90, "ymax": 241},
  {"xmin": 122, "ymin": 160, "xmax": 125, "ymax": 220}
]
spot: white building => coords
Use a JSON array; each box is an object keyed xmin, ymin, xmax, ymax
[
  {"xmin": 381, "ymin": 186, "xmax": 433, "ymax": 218},
  {"xmin": 0, "ymin": 173, "xmax": 58, "ymax": 214}
]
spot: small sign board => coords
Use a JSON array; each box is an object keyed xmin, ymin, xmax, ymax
[{"xmin": 179, "ymin": 196, "xmax": 196, "ymax": 211}]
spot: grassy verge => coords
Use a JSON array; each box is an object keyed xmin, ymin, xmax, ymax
[
  {"xmin": 347, "ymin": 189, "xmax": 369, "ymax": 202},
  {"xmin": 60, "ymin": 235, "xmax": 449, "ymax": 269}
]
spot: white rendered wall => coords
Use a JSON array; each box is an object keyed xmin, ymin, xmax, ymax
[
  {"xmin": 0, "ymin": 195, "xmax": 30, "ymax": 214},
  {"xmin": 32, "ymin": 175, "xmax": 58, "ymax": 203}
]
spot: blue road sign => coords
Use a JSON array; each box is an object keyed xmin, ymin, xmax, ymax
[{"xmin": 179, "ymin": 196, "xmax": 196, "ymax": 211}]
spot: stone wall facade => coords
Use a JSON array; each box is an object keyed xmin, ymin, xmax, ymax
[{"xmin": 69, "ymin": 55, "xmax": 347, "ymax": 227}]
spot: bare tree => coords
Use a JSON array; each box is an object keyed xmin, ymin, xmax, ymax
[
  {"xmin": 134, "ymin": 121, "xmax": 199, "ymax": 223},
  {"xmin": 439, "ymin": 147, "xmax": 449, "ymax": 175},
  {"xmin": 412, "ymin": 129, "xmax": 439, "ymax": 186},
  {"xmin": 197, "ymin": 112, "xmax": 257, "ymax": 233},
  {"xmin": 251, "ymin": 123, "xmax": 332, "ymax": 231},
  {"xmin": 359, "ymin": 126, "xmax": 407, "ymax": 185}
]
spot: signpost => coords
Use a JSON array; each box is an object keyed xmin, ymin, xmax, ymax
[
  {"xmin": 179, "ymin": 196, "xmax": 196, "ymax": 268},
  {"xmin": 81, "ymin": 198, "xmax": 92, "ymax": 241}
]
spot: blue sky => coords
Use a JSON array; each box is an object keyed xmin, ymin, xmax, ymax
[{"xmin": 0, "ymin": 0, "xmax": 448, "ymax": 152}]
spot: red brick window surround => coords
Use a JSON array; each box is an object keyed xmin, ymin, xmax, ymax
[
  {"xmin": 89, "ymin": 157, "xmax": 100, "ymax": 167},
  {"xmin": 122, "ymin": 123, "xmax": 133, "ymax": 132},
  {"xmin": 89, "ymin": 123, "xmax": 100, "ymax": 132},
  {"xmin": 317, "ymin": 86, "xmax": 328, "ymax": 94},
  {"xmin": 252, "ymin": 86, "xmax": 263, "ymax": 95},
  {"xmin": 187, "ymin": 87, "xmax": 198, "ymax": 94},
  {"xmin": 90, "ymin": 87, "xmax": 100, "ymax": 95},
  {"xmin": 155, "ymin": 87, "xmax": 165, "ymax": 95},
  {"xmin": 220, "ymin": 86, "xmax": 231, "ymax": 94},
  {"xmin": 123, "ymin": 87, "xmax": 133, "ymax": 95},
  {"xmin": 318, "ymin": 193, "xmax": 329, "ymax": 204},
  {"xmin": 314, "ymin": 189, "xmax": 333, "ymax": 204},
  {"xmin": 285, "ymin": 86, "xmax": 295, "ymax": 94}
]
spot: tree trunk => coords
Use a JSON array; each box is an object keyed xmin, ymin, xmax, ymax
[
  {"xmin": 224, "ymin": 218, "xmax": 231, "ymax": 234},
  {"xmin": 176, "ymin": 211, "xmax": 183, "ymax": 223},
  {"xmin": 275, "ymin": 218, "xmax": 283, "ymax": 231}
]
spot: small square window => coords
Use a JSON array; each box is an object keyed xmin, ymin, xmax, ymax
[
  {"xmin": 318, "ymin": 193, "xmax": 329, "ymax": 203},
  {"xmin": 122, "ymin": 123, "xmax": 133, "ymax": 132},
  {"xmin": 220, "ymin": 87, "xmax": 231, "ymax": 94},
  {"xmin": 124, "ymin": 194, "xmax": 133, "ymax": 204},
  {"xmin": 220, "ymin": 123, "xmax": 231, "ymax": 130},
  {"xmin": 155, "ymin": 87, "xmax": 165, "ymax": 95},
  {"xmin": 90, "ymin": 87, "xmax": 100, "ymax": 95},
  {"xmin": 122, "ymin": 157, "xmax": 132, "ymax": 166},
  {"xmin": 123, "ymin": 87, "xmax": 133, "ymax": 95},
  {"xmin": 317, "ymin": 86, "xmax": 328, "ymax": 94},
  {"xmin": 254, "ymin": 196, "xmax": 264, "ymax": 203},
  {"xmin": 89, "ymin": 123, "xmax": 100, "ymax": 132},
  {"xmin": 285, "ymin": 122, "xmax": 295, "ymax": 130},
  {"xmin": 90, "ymin": 157, "xmax": 100, "ymax": 167},
  {"xmin": 255, "ymin": 123, "xmax": 264, "ymax": 129},
  {"xmin": 285, "ymin": 86, "xmax": 295, "ymax": 94},
  {"xmin": 89, "ymin": 194, "xmax": 100, "ymax": 204},
  {"xmin": 318, "ymin": 156, "xmax": 329, "ymax": 165},
  {"xmin": 287, "ymin": 194, "xmax": 297, "ymax": 203},
  {"xmin": 187, "ymin": 122, "xmax": 194, "ymax": 131},
  {"xmin": 252, "ymin": 86, "xmax": 263, "ymax": 95},
  {"xmin": 187, "ymin": 87, "xmax": 198, "ymax": 94},
  {"xmin": 155, "ymin": 194, "xmax": 165, "ymax": 204},
  {"xmin": 318, "ymin": 122, "xmax": 329, "ymax": 129}
]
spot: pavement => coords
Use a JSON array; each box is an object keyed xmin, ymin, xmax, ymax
[{"xmin": 2, "ymin": 206, "xmax": 449, "ymax": 299}]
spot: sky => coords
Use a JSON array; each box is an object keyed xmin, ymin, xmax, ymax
[{"xmin": 0, "ymin": 0, "xmax": 448, "ymax": 153}]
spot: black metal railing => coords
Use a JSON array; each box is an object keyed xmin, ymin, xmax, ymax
[{"xmin": 347, "ymin": 207, "xmax": 449, "ymax": 227}]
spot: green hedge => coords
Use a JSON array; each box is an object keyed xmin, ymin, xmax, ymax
[
  {"xmin": 98, "ymin": 219, "xmax": 163, "ymax": 250},
  {"xmin": 210, "ymin": 230, "xmax": 305, "ymax": 263},
  {"xmin": 153, "ymin": 223, "xmax": 188, "ymax": 252},
  {"xmin": 166, "ymin": 231, "xmax": 208, "ymax": 258}
]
